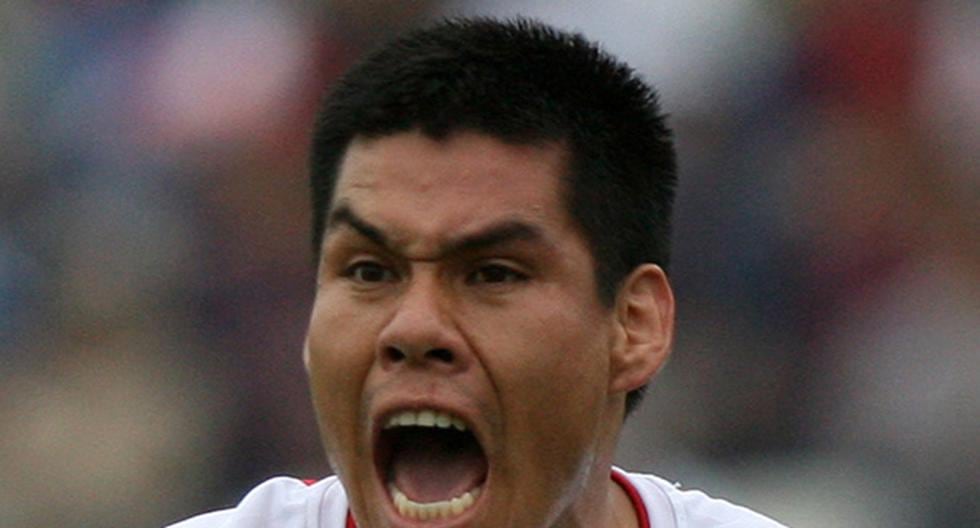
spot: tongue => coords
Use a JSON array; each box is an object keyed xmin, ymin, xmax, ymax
[{"xmin": 389, "ymin": 429, "xmax": 487, "ymax": 503}]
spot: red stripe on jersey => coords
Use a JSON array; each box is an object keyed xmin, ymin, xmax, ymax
[
  {"xmin": 612, "ymin": 469, "xmax": 651, "ymax": 528},
  {"xmin": 345, "ymin": 470, "xmax": 649, "ymax": 527}
]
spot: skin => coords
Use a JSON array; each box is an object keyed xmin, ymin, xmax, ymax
[{"xmin": 305, "ymin": 130, "xmax": 674, "ymax": 528}]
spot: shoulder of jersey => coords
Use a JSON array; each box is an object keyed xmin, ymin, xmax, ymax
[
  {"xmin": 165, "ymin": 476, "xmax": 344, "ymax": 528},
  {"xmin": 625, "ymin": 471, "xmax": 789, "ymax": 528}
]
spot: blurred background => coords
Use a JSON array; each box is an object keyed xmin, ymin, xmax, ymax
[{"xmin": 0, "ymin": 1, "xmax": 976, "ymax": 526}]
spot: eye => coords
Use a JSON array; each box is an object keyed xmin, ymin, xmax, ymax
[
  {"xmin": 466, "ymin": 263, "xmax": 528, "ymax": 285},
  {"xmin": 343, "ymin": 260, "xmax": 397, "ymax": 284}
]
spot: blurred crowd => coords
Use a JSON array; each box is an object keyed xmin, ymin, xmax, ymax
[{"xmin": 0, "ymin": 1, "xmax": 976, "ymax": 526}]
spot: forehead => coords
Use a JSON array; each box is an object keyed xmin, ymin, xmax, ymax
[{"xmin": 330, "ymin": 131, "xmax": 573, "ymax": 252}]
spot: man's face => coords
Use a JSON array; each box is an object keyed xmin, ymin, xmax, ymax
[{"xmin": 306, "ymin": 131, "xmax": 623, "ymax": 527}]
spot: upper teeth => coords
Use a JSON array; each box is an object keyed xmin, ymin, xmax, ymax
[{"xmin": 384, "ymin": 409, "xmax": 468, "ymax": 431}]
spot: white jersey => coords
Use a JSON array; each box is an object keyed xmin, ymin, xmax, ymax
[{"xmin": 167, "ymin": 467, "xmax": 786, "ymax": 527}]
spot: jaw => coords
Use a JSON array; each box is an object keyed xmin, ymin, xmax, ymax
[{"xmin": 345, "ymin": 399, "xmax": 623, "ymax": 528}]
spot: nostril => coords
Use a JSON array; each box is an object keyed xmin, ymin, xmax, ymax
[
  {"xmin": 426, "ymin": 348, "xmax": 453, "ymax": 363},
  {"xmin": 385, "ymin": 347, "xmax": 407, "ymax": 363}
]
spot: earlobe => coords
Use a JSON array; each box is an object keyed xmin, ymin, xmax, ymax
[
  {"xmin": 608, "ymin": 264, "xmax": 675, "ymax": 395},
  {"xmin": 302, "ymin": 335, "xmax": 312, "ymax": 372}
]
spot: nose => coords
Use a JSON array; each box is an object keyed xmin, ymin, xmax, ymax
[{"xmin": 376, "ymin": 272, "xmax": 468, "ymax": 373}]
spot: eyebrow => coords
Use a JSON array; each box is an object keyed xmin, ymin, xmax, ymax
[
  {"xmin": 327, "ymin": 204, "xmax": 391, "ymax": 249},
  {"xmin": 326, "ymin": 203, "xmax": 548, "ymax": 259}
]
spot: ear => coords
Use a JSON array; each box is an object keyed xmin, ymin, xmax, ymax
[
  {"xmin": 608, "ymin": 264, "xmax": 675, "ymax": 395},
  {"xmin": 302, "ymin": 334, "xmax": 312, "ymax": 372}
]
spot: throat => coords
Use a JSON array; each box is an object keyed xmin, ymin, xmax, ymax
[{"xmin": 386, "ymin": 428, "xmax": 487, "ymax": 503}]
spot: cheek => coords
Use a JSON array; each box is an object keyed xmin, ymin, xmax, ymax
[
  {"xmin": 527, "ymin": 300, "xmax": 609, "ymax": 387},
  {"xmin": 475, "ymin": 299, "xmax": 612, "ymax": 512},
  {"xmin": 525, "ymin": 327, "xmax": 608, "ymax": 430},
  {"xmin": 306, "ymin": 293, "xmax": 378, "ymax": 462},
  {"xmin": 480, "ymin": 298, "xmax": 612, "ymax": 444}
]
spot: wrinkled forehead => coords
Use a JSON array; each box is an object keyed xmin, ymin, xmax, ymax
[
  {"xmin": 325, "ymin": 130, "xmax": 576, "ymax": 257},
  {"xmin": 336, "ymin": 130, "xmax": 568, "ymax": 189}
]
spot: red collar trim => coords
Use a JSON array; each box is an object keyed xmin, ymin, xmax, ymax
[
  {"xmin": 611, "ymin": 469, "xmax": 651, "ymax": 528},
  {"xmin": 345, "ymin": 470, "xmax": 648, "ymax": 528}
]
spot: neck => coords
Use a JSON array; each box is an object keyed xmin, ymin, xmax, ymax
[
  {"xmin": 553, "ymin": 402, "xmax": 638, "ymax": 528},
  {"xmin": 549, "ymin": 466, "xmax": 639, "ymax": 528}
]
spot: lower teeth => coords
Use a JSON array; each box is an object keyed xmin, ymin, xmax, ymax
[{"xmin": 391, "ymin": 485, "xmax": 482, "ymax": 521}]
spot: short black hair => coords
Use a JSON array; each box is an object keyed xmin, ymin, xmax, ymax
[{"xmin": 309, "ymin": 17, "xmax": 676, "ymax": 415}]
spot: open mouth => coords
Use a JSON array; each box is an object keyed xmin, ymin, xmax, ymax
[{"xmin": 376, "ymin": 409, "xmax": 488, "ymax": 521}]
